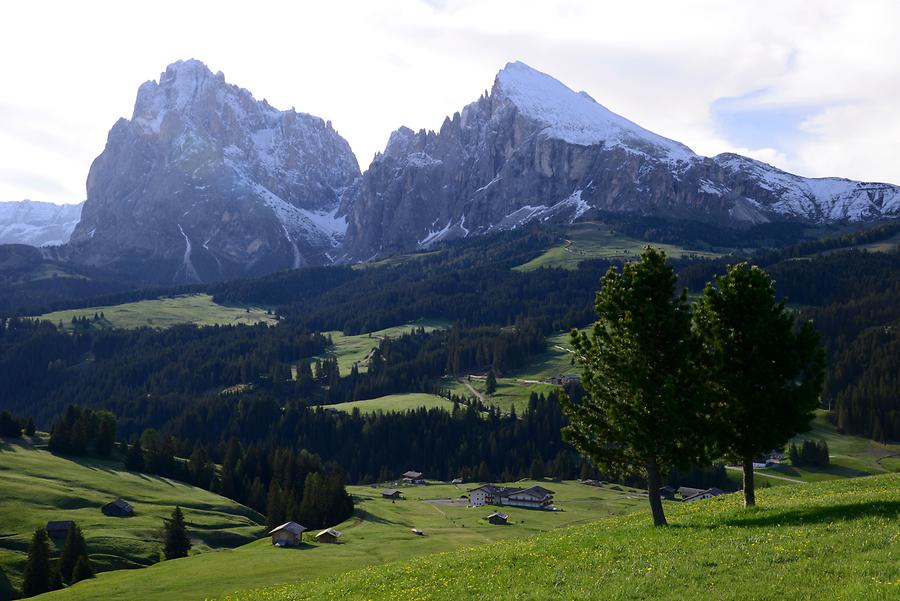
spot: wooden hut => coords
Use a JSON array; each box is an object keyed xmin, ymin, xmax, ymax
[
  {"xmin": 102, "ymin": 498, "xmax": 135, "ymax": 517},
  {"xmin": 45, "ymin": 521, "xmax": 74, "ymax": 540},
  {"xmin": 382, "ymin": 489, "xmax": 403, "ymax": 500},
  {"xmin": 486, "ymin": 511, "xmax": 509, "ymax": 525},
  {"xmin": 315, "ymin": 528, "xmax": 341, "ymax": 544},
  {"xmin": 268, "ymin": 521, "xmax": 307, "ymax": 547}
]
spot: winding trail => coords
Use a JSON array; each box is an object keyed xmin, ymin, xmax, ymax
[{"xmin": 458, "ymin": 378, "xmax": 484, "ymax": 402}]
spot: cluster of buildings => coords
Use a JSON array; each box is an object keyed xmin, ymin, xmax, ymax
[
  {"xmin": 268, "ymin": 521, "xmax": 342, "ymax": 546},
  {"xmin": 468, "ymin": 484, "xmax": 555, "ymax": 509}
]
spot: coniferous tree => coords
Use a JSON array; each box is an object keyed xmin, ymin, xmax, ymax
[
  {"xmin": 485, "ymin": 370, "xmax": 497, "ymax": 395},
  {"xmin": 563, "ymin": 248, "xmax": 713, "ymax": 526},
  {"xmin": 59, "ymin": 523, "xmax": 89, "ymax": 583},
  {"xmin": 0, "ymin": 411, "xmax": 21, "ymax": 437},
  {"xmin": 24, "ymin": 416, "xmax": 36, "ymax": 436},
  {"xmin": 695, "ymin": 263, "xmax": 825, "ymax": 506},
  {"xmin": 22, "ymin": 528, "xmax": 52, "ymax": 597},
  {"xmin": 72, "ymin": 555, "xmax": 95, "ymax": 582},
  {"xmin": 162, "ymin": 506, "xmax": 191, "ymax": 560}
]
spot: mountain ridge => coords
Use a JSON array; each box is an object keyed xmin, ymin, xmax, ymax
[{"xmin": 11, "ymin": 58, "xmax": 899, "ymax": 279}]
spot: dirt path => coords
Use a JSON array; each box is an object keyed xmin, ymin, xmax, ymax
[
  {"xmin": 459, "ymin": 378, "xmax": 484, "ymax": 402},
  {"xmin": 725, "ymin": 466, "xmax": 806, "ymax": 484}
]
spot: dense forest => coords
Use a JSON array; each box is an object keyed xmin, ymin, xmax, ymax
[{"xmin": 0, "ymin": 219, "xmax": 897, "ymax": 486}]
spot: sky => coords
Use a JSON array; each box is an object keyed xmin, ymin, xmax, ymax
[{"xmin": 1, "ymin": 0, "xmax": 898, "ymax": 204}]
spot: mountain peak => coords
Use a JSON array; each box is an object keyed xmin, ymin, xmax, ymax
[{"xmin": 493, "ymin": 61, "xmax": 694, "ymax": 161}]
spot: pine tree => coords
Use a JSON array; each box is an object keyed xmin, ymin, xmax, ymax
[
  {"xmin": 22, "ymin": 528, "xmax": 52, "ymax": 597},
  {"xmin": 695, "ymin": 263, "xmax": 825, "ymax": 507},
  {"xmin": 562, "ymin": 247, "xmax": 714, "ymax": 526},
  {"xmin": 485, "ymin": 370, "xmax": 497, "ymax": 395},
  {"xmin": 59, "ymin": 523, "xmax": 89, "ymax": 583},
  {"xmin": 24, "ymin": 416, "xmax": 36, "ymax": 436},
  {"xmin": 72, "ymin": 554, "xmax": 95, "ymax": 582},
  {"xmin": 162, "ymin": 506, "xmax": 191, "ymax": 560}
]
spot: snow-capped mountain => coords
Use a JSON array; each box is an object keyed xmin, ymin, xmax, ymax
[
  {"xmin": 343, "ymin": 61, "xmax": 900, "ymax": 259},
  {"xmin": 68, "ymin": 59, "xmax": 360, "ymax": 282},
  {"xmin": 0, "ymin": 200, "xmax": 83, "ymax": 247}
]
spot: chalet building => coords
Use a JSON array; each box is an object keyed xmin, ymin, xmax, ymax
[
  {"xmin": 102, "ymin": 498, "xmax": 135, "ymax": 517},
  {"xmin": 486, "ymin": 511, "xmax": 509, "ymax": 525},
  {"xmin": 550, "ymin": 374, "xmax": 580, "ymax": 386},
  {"xmin": 382, "ymin": 489, "xmax": 403, "ymax": 500},
  {"xmin": 468, "ymin": 484, "xmax": 555, "ymax": 509},
  {"xmin": 678, "ymin": 487, "xmax": 725, "ymax": 502},
  {"xmin": 269, "ymin": 521, "xmax": 307, "ymax": 547},
  {"xmin": 402, "ymin": 470, "xmax": 425, "ymax": 484},
  {"xmin": 45, "ymin": 521, "xmax": 74, "ymax": 540},
  {"xmin": 315, "ymin": 528, "xmax": 341, "ymax": 544}
]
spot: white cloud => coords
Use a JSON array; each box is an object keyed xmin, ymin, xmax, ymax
[{"xmin": 0, "ymin": 0, "xmax": 897, "ymax": 203}]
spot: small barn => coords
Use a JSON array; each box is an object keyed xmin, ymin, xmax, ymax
[
  {"xmin": 486, "ymin": 511, "xmax": 509, "ymax": 525},
  {"xmin": 451, "ymin": 478, "xmax": 464, "ymax": 485},
  {"xmin": 402, "ymin": 470, "xmax": 424, "ymax": 484},
  {"xmin": 315, "ymin": 528, "xmax": 341, "ymax": 544},
  {"xmin": 102, "ymin": 498, "xmax": 135, "ymax": 517},
  {"xmin": 45, "ymin": 521, "xmax": 74, "ymax": 540},
  {"xmin": 382, "ymin": 489, "xmax": 403, "ymax": 500},
  {"xmin": 269, "ymin": 521, "xmax": 307, "ymax": 547},
  {"xmin": 411, "ymin": 528, "xmax": 423, "ymax": 536}
]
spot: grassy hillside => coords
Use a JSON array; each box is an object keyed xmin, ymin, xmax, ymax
[
  {"xmin": 327, "ymin": 393, "xmax": 456, "ymax": 414},
  {"xmin": 513, "ymin": 222, "xmax": 726, "ymax": 272},
  {"xmin": 36, "ymin": 294, "xmax": 276, "ymax": 331},
  {"xmin": 304, "ymin": 319, "xmax": 448, "ymax": 376},
  {"xmin": 36, "ymin": 480, "xmax": 645, "ymax": 601},
  {"xmin": 221, "ymin": 473, "xmax": 900, "ymax": 601},
  {"xmin": 0, "ymin": 437, "xmax": 265, "ymax": 598}
]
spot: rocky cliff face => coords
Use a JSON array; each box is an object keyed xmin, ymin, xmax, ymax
[
  {"xmin": 343, "ymin": 61, "xmax": 900, "ymax": 260},
  {"xmin": 68, "ymin": 59, "xmax": 360, "ymax": 282},
  {"xmin": 0, "ymin": 200, "xmax": 83, "ymax": 247}
]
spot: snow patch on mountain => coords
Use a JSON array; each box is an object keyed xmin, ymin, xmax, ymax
[
  {"xmin": 0, "ymin": 200, "xmax": 83, "ymax": 247},
  {"xmin": 495, "ymin": 62, "xmax": 695, "ymax": 163}
]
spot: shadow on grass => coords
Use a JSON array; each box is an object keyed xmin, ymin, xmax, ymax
[
  {"xmin": 722, "ymin": 500, "xmax": 900, "ymax": 528},
  {"xmin": 353, "ymin": 509, "xmax": 399, "ymax": 526}
]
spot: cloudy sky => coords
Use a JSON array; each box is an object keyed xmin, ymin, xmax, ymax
[{"xmin": 1, "ymin": 0, "xmax": 898, "ymax": 204}]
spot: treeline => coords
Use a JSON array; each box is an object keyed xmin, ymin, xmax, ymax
[
  {"xmin": 48, "ymin": 405, "xmax": 116, "ymax": 456},
  {"xmin": 788, "ymin": 440, "xmax": 830, "ymax": 468},
  {"xmin": 20, "ymin": 524, "xmax": 94, "ymax": 598},
  {"xmin": 0, "ymin": 410, "xmax": 35, "ymax": 437},
  {"xmin": 123, "ymin": 428, "xmax": 353, "ymax": 530}
]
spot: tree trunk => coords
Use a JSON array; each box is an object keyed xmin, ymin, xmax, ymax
[
  {"xmin": 646, "ymin": 459, "xmax": 667, "ymax": 526},
  {"xmin": 742, "ymin": 456, "xmax": 756, "ymax": 507}
]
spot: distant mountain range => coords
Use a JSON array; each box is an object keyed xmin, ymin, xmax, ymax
[
  {"xmin": 0, "ymin": 200, "xmax": 83, "ymax": 247},
  {"xmin": 10, "ymin": 59, "xmax": 900, "ymax": 281}
]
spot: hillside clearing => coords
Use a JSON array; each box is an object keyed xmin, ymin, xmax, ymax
[
  {"xmin": 513, "ymin": 222, "xmax": 726, "ymax": 272},
  {"xmin": 325, "ymin": 393, "xmax": 456, "ymax": 414},
  {"xmin": 36, "ymin": 294, "xmax": 276, "ymax": 331},
  {"xmin": 303, "ymin": 319, "xmax": 448, "ymax": 375}
]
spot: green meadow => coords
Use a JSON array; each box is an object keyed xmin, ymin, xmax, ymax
[
  {"xmin": 37, "ymin": 294, "xmax": 276, "ymax": 331},
  {"xmin": 33, "ymin": 479, "xmax": 644, "ymax": 601},
  {"xmin": 304, "ymin": 319, "xmax": 448, "ymax": 375},
  {"xmin": 0, "ymin": 437, "xmax": 264, "ymax": 598},
  {"xmin": 326, "ymin": 393, "xmax": 456, "ymax": 414},
  {"xmin": 222, "ymin": 474, "xmax": 900, "ymax": 601},
  {"xmin": 513, "ymin": 222, "xmax": 727, "ymax": 272}
]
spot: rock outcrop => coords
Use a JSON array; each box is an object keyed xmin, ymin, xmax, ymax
[{"xmin": 68, "ymin": 59, "xmax": 360, "ymax": 282}]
